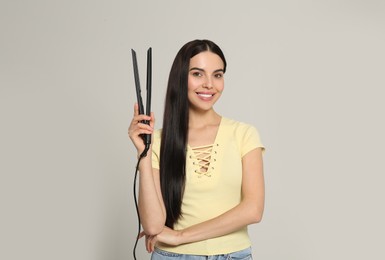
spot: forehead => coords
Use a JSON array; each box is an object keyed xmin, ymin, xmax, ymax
[{"xmin": 189, "ymin": 51, "xmax": 224, "ymax": 69}]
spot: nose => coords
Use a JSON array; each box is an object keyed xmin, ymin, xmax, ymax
[{"xmin": 203, "ymin": 77, "xmax": 213, "ymax": 89}]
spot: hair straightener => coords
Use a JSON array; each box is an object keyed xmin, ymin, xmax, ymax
[
  {"xmin": 131, "ymin": 47, "xmax": 152, "ymax": 260},
  {"xmin": 131, "ymin": 48, "xmax": 152, "ymax": 156}
]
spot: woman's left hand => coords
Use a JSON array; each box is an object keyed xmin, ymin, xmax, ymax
[{"xmin": 139, "ymin": 227, "xmax": 183, "ymax": 253}]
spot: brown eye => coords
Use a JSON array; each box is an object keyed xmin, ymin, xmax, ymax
[
  {"xmin": 214, "ymin": 73, "xmax": 223, "ymax": 78},
  {"xmin": 192, "ymin": 71, "xmax": 202, "ymax": 77}
]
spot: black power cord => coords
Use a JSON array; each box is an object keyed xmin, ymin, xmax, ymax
[{"xmin": 133, "ymin": 147, "xmax": 150, "ymax": 260}]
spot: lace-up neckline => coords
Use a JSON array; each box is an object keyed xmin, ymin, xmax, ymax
[
  {"xmin": 190, "ymin": 144, "xmax": 214, "ymax": 177},
  {"xmin": 187, "ymin": 117, "xmax": 222, "ymax": 178}
]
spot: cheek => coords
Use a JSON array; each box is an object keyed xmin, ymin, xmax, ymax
[
  {"xmin": 188, "ymin": 76, "xmax": 200, "ymax": 90},
  {"xmin": 216, "ymin": 80, "xmax": 224, "ymax": 92}
]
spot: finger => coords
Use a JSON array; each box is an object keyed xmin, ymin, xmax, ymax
[
  {"xmin": 133, "ymin": 103, "xmax": 139, "ymax": 116},
  {"xmin": 137, "ymin": 122, "xmax": 153, "ymax": 131},
  {"xmin": 150, "ymin": 236, "xmax": 157, "ymax": 253},
  {"xmin": 145, "ymin": 236, "xmax": 149, "ymax": 252},
  {"xmin": 128, "ymin": 129, "xmax": 152, "ymax": 142},
  {"xmin": 149, "ymin": 112, "xmax": 155, "ymax": 129},
  {"xmin": 144, "ymin": 236, "xmax": 150, "ymax": 253},
  {"xmin": 146, "ymin": 236, "xmax": 152, "ymax": 253},
  {"xmin": 130, "ymin": 124, "xmax": 153, "ymax": 136},
  {"xmin": 146, "ymin": 236, "xmax": 153, "ymax": 253},
  {"xmin": 131, "ymin": 115, "xmax": 152, "ymax": 125},
  {"xmin": 129, "ymin": 117, "xmax": 152, "ymax": 135}
]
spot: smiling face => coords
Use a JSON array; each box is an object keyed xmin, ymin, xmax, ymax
[{"xmin": 187, "ymin": 51, "xmax": 225, "ymax": 113}]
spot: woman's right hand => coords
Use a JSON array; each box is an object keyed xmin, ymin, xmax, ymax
[{"xmin": 128, "ymin": 103, "xmax": 155, "ymax": 156}]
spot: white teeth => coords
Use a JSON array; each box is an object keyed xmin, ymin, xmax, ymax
[{"xmin": 197, "ymin": 93, "xmax": 213, "ymax": 98}]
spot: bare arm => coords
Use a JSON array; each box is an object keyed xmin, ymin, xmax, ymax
[
  {"xmin": 146, "ymin": 147, "xmax": 264, "ymax": 250},
  {"xmin": 128, "ymin": 104, "xmax": 166, "ymax": 235},
  {"xmin": 137, "ymin": 159, "xmax": 166, "ymax": 235}
]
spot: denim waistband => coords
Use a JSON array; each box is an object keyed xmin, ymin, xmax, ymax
[{"xmin": 151, "ymin": 246, "xmax": 252, "ymax": 259}]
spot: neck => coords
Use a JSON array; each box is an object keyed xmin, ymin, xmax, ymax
[{"xmin": 188, "ymin": 109, "xmax": 221, "ymax": 129}]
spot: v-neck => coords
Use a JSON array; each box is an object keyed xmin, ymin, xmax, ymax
[{"xmin": 187, "ymin": 117, "xmax": 223, "ymax": 178}]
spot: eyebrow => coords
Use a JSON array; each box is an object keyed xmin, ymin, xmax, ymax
[{"xmin": 189, "ymin": 67, "xmax": 225, "ymax": 73}]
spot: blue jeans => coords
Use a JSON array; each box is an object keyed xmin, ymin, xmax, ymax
[{"xmin": 151, "ymin": 247, "xmax": 252, "ymax": 259}]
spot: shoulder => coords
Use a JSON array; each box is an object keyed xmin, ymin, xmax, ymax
[
  {"xmin": 220, "ymin": 117, "xmax": 264, "ymax": 155},
  {"xmin": 221, "ymin": 117, "xmax": 259, "ymax": 135}
]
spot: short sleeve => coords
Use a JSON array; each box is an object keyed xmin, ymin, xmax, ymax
[
  {"xmin": 151, "ymin": 130, "xmax": 161, "ymax": 170},
  {"xmin": 240, "ymin": 125, "xmax": 265, "ymax": 157}
]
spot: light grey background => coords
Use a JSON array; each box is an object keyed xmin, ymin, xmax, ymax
[{"xmin": 1, "ymin": 0, "xmax": 384, "ymax": 259}]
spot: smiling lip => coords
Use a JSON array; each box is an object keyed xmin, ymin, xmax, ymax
[{"xmin": 196, "ymin": 92, "xmax": 215, "ymax": 101}]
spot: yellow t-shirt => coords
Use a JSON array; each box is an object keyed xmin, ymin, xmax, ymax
[{"xmin": 151, "ymin": 117, "xmax": 264, "ymax": 255}]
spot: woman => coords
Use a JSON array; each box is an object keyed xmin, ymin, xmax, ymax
[{"xmin": 128, "ymin": 39, "xmax": 265, "ymax": 259}]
